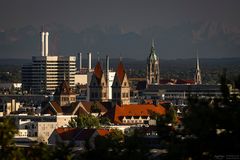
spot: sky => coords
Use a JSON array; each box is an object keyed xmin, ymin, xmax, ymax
[
  {"xmin": 0, "ymin": 0, "xmax": 240, "ymax": 59},
  {"xmin": 1, "ymin": 0, "xmax": 240, "ymax": 31}
]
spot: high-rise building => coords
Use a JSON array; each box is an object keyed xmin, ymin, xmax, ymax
[
  {"xmin": 146, "ymin": 40, "xmax": 160, "ymax": 85},
  {"xmin": 22, "ymin": 56, "xmax": 76, "ymax": 94},
  {"xmin": 112, "ymin": 61, "xmax": 130, "ymax": 105},
  {"xmin": 22, "ymin": 31, "xmax": 76, "ymax": 94}
]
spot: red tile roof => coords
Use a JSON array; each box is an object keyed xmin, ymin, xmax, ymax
[
  {"xmin": 96, "ymin": 129, "xmax": 109, "ymax": 136},
  {"xmin": 55, "ymin": 128, "xmax": 109, "ymax": 141},
  {"xmin": 116, "ymin": 61, "xmax": 126, "ymax": 84},
  {"xmin": 80, "ymin": 101, "xmax": 108, "ymax": 113},
  {"xmin": 55, "ymin": 128, "xmax": 81, "ymax": 141},
  {"xmin": 176, "ymin": 79, "xmax": 194, "ymax": 84},
  {"xmin": 93, "ymin": 62, "xmax": 103, "ymax": 81},
  {"xmin": 112, "ymin": 104, "xmax": 165, "ymax": 124}
]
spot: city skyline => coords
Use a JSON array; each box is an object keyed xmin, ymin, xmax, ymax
[{"xmin": 0, "ymin": 0, "xmax": 240, "ymax": 59}]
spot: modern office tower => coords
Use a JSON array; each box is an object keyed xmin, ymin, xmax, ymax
[
  {"xmin": 146, "ymin": 40, "xmax": 160, "ymax": 85},
  {"xmin": 22, "ymin": 31, "xmax": 76, "ymax": 94},
  {"xmin": 22, "ymin": 56, "xmax": 76, "ymax": 94}
]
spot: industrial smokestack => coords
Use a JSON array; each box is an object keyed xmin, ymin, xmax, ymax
[
  {"xmin": 77, "ymin": 52, "xmax": 82, "ymax": 71},
  {"xmin": 88, "ymin": 52, "xmax": 91, "ymax": 71},
  {"xmin": 80, "ymin": 52, "xmax": 82, "ymax": 70},
  {"xmin": 41, "ymin": 32, "xmax": 45, "ymax": 56},
  {"xmin": 106, "ymin": 55, "xmax": 109, "ymax": 77},
  {"xmin": 44, "ymin": 32, "xmax": 49, "ymax": 56}
]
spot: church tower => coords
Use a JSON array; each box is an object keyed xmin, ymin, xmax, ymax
[
  {"xmin": 54, "ymin": 80, "xmax": 76, "ymax": 106},
  {"xmin": 146, "ymin": 40, "xmax": 160, "ymax": 85},
  {"xmin": 194, "ymin": 53, "xmax": 202, "ymax": 84},
  {"xmin": 112, "ymin": 60, "xmax": 130, "ymax": 105},
  {"xmin": 89, "ymin": 62, "xmax": 108, "ymax": 102}
]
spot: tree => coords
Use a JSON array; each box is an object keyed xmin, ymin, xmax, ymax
[
  {"xmin": 90, "ymin": 102, "xmax": 101, "ymax": 114},
  {"xmin": 50, "ymin": 142, "xmax": 77, "ymax": 160},
  {"xmin": 163, "ymin": 73, "xmax": 240, "ymax": 159},
  {"xmin": 68, "ymin": 114, "xmax": 100, "ymax": 129},
  {"xmin": 0, "ymin": 118, "xmax": 19, "ymax": 159},
  {"xmin": 123, "ymin": 129, "xmax": 149, "ymax": 160},
  {"xmin": 87, "ymin": 129, "xmax": 124, "ymax": 160},
  {"xmin": 99, "ymin": 117, "xmax": 111, "ymax": 125}
]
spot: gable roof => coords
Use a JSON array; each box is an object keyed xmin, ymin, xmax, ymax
[
  {"xmin": 111, "ymin": 104, "xmax": 165, "ymax": 124},
  {"xmin": 93, "ymin": 62, "xmax": 103, "ymax": 82},
  {"xmin": 80, "ymin": 101, "xmax": 108, "ymax": 113},
  {"xmin": 75, "ymin": 129, "xmax": 96, "ymax": 141},
  {"xmin": 42, "ymin": 101, "xmax": 82, "ymax": 115},
  {"xmin": 41, "ymin": 101, "xmax": 63, "ymax": 115},
  {"xmin": 116, "ymin": 61, "xmax": 126, "ymax": 84},
  {"xmin": 54, "ymin": 80, "xmax": 75, "ymax": 96},
  {"xmin": 55, "ymin": 128, "xmax": 109, "ymax": 141},
  {"xmin": 55, "ymin": 128, "xmax": 81, "ymax": 141}
]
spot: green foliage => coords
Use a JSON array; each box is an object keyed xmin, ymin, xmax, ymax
[
  {"xmin": 149, "ymin": 104, "xmax": 178, "ymax": 125},
  {"xmin": 88, "ymin": 129, "xmax": 150, "ymax": 160},
  {"xmin": 0, "ymin": 68, "xmax": 21, "ymax": 83},
  {"xmin": 51, "ymin": 142, "xmax": 77, "ymax": 160},
  {"xmin": 90, "ymin": 102, "xmax": 101, "ymax": 113},
  {"xmin": 0, "ymin": 118, "xmax": 17, "ymax": 148},
  {"xmin": 99, "ymin": 117, "xmax": 111, "ymax": 125},
  {"xmin": 68, "ymin": 114, "xmax": 100, "ymax": 129},
  {"xmin": 163, "ymin": 73, "xmax": 240, "ymax": 159},
  {"xmin": 24, "ymin": 143, "xmax": 52, "ymax": 160}
]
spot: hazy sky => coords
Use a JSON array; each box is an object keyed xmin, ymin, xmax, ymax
[
  {"xmin": 0, "ymin": 0, "xmax": 240, "ymax": 59},
  {"xmin": 1, "ymin": 0, "xmax": 240, "ymax": 31}
]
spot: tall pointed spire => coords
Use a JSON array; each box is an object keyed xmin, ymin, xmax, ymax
[
  {"xmin": 97, "ymin": 52, "xmax": 100, "ymax": 62},
  {"xmin": 196, "ymin": 49, "xmax": 200, "ymax": 70},
  {"xmin": 195, "ymin": 49, "xmax": 202, "ymax": 84},
  {"xmin": 151, "ymin": 39, "xmax": 155, "ymax": 48},
  {"xmin": 147, "ymin": 40, "xmax": 160, "ymax": 85}
]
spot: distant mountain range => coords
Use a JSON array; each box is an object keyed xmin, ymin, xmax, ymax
[
  {"xmin": 0, "ymin": 57, "xmax": 239, "ymax": 71},
  {"xmin": 0, "ymin": 21, "xmax": 240, "ymax": 59}
]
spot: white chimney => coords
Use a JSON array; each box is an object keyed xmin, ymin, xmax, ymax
[
  {"xmin": 45, "ymin": 32, "xmax": 49, "ymax": 56},
  {"xmin": 106, "ymin": 55, "xmax": 109, "ymax": 78},
  {"xmin": 41, "ymin": 32, "xmax": 45, "ymax": 56},
  {"xmin": 79, "ymin": 52, "xmax": 82, "ymax": 70},
  {"xmin": 88, "ymin": 52, "xmax": 91, "ymax": 71}
]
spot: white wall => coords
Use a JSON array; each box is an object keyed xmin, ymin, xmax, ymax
[
  {"xmin": 108, "ymin": 72, "xmax": 115, "ymax": 100},
  {"xmin": 75, "ymin": 74, "xmax": 87, "ymax": 85}
]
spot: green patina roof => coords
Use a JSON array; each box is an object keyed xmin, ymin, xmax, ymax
[{"xmin": 149, "ymin": 40, "xmax": 158, "ymax": 61}]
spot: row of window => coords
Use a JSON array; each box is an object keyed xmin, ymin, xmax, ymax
[
  {"xmin": 113, "ymin": 92, "xmax": 129, "ymax": 98},
  {"xmin": 91, "ymin": 92, "xmax": 107, "ymax": 98},
  {"xmin": 123, "ymin": 119, "xmax": 146, "ymax": 123}
]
